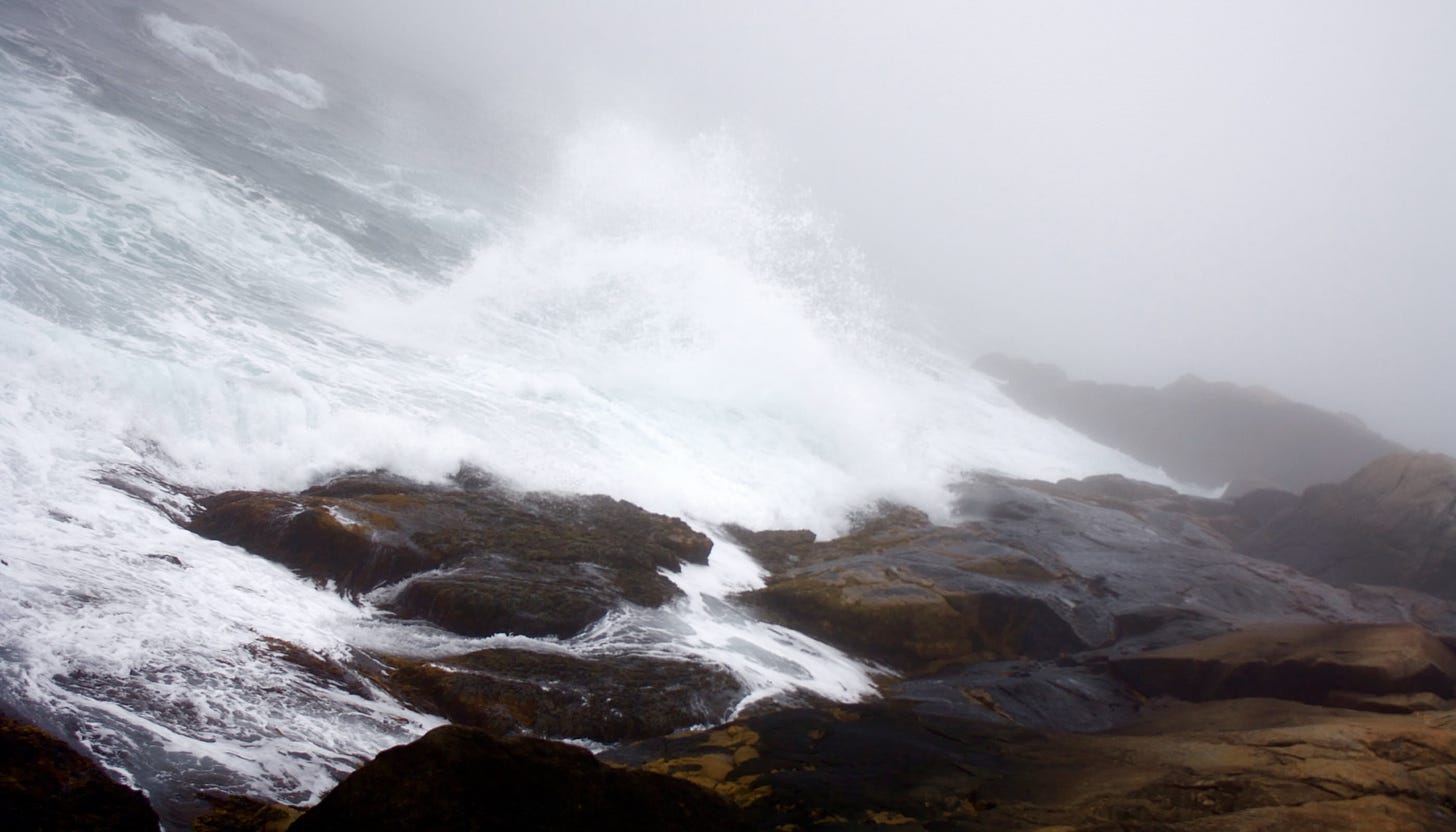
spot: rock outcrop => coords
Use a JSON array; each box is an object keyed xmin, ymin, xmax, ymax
[
  {"xmin": 1243, "ymin": 453, "xmax": 1456, "ymax": 598},
  {"xmin": 610, "ymin": 618, "xmax": 1456, "ymax": 831},
  {"xmin": 732, "ymin": 473, "xmax": 1438, "ymax": 680},
  {"xmin": 180, "ymin": 470, "xmax": 754, "ymax": 749},
  {"xmin": 189, "ymin": 470, "xmax": 712, "ymax": 639},
  {"xmin": 609, "ymin": 697, "xmax": 1456, "ymax": 831},
  {"xmin": 172, "ymin": 463, "xmax": 1456, "ymax": 831},
  {"xmin": 381, "ymin": 648, "xmax": 744, "ymax": 742},
  {"xmin": 1112, "ymin": 622, "xmax": 1456, "ymax": 705},
  {"xmin": 974, "ymin": 353, "xmax": 1404, "ymax": 494},
  {"xmin": 0, "ymin": 716, "xmax": 159, "ymax": 831},
  {"xmin": 288, "ymin": 725, "xmax": 749, "ymax": 832}
]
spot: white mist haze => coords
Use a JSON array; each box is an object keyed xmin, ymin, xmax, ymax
[{"xmin": 240, "ymin": 0, "xmax": 1455, "ymax": 454}]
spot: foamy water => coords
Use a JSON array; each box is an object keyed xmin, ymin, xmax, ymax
[{"xmin": 0, "ymin": 2, "xmax": 1176, "ymax": 822}]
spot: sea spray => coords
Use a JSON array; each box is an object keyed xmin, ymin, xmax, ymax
[{"xmin": 2, "ymin": 2, "xmax": 1177, "ymax": 820}]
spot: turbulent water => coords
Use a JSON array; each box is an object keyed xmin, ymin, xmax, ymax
[{"xmin": 0, "ymin": 0, "xmax": 1177, "ymax": 823}]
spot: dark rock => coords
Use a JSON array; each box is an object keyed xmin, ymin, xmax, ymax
[
  {"xmin": 386, "ymin": 556, "xmax": 630, "ymax": 639},
  {"xmin": 742, "ymin": 555, "xmax": 1090, "ymax": 673},
  {"xmin": 1112, "ymin": 622, "xmax": 1456, "ymax": 704},
  {"xmin": 609, "ymin": 697, "xmax": 1456, "ymax": 831},
  {"xmin": 719, "ymin": 524, "xmax": 816, "ymax": 574},
  {"xmin": 1243, "ymin": 453, "xmax": 1456, "ymax": 599},
  {"xmin": 188, "ymin": 471, "xmax": 713, "ymax": 638},
  {"xmin": 736, "ymin": 471, "xmax": 1437, "ymax": 677},
  {"xmin": 379, "ymin": 648, "xmax": 746, "ymax": 742},
  {"xmin": 192, "ymin": 793, "xmax": 302, "ymax": 832},
  {"xmin": 288, "ymin": 725, "xmax": 749, "ymax": 832},
  {"xmin": 974, "ymin": 353, "xmax": 1404, "ymax": 493},
  {"xmin": 606, "ymin": 702, "xmax": 1020, "ymax": 828},
  {"xmin": 1229, "ymin": 486, "xmax": 1300, "ymax": 529},
  {"xmin": 0, "ymin": 716, "xmax": 159, "ymax": 831},
  {"xmin": 891, "ymin": 658, "xmax": 1147, "ymax": 733}
]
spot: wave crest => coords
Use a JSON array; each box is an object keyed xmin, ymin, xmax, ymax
[{"xmin": 143, "ymin": 13, "xmax": 327, "ymax": 110}]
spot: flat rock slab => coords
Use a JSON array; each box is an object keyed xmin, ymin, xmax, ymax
[{"xmin": 1113, "ymin": 623, "xmax": 1456, "ymax": 703}]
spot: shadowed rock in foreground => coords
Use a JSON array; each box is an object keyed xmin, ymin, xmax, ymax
[
  {"xmin": 288, "ymin": 725, "xmax": 750, "ymax": 832},
  {"xmin": 0, "ymin": 716, "xmax": 159, "ymax": 831},
  {"xmin": 974, "ymin": 353, "xmax": 1404, "ymax": 494},
  {"xmin": 607, "ymin": 623, "xmax": 1456, "ymax": 830}
]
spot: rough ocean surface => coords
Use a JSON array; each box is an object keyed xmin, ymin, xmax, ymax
[{"xmin": 0, "ymin": 1, "xmax": 1188, "ymax": 827}]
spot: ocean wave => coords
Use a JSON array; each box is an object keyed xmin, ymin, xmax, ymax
[{"xmin": 143, "ymin": 13, "xmax": 327, "ymax": 110}]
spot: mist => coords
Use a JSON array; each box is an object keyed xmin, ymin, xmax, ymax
[{"xmin": 243, "ymin": 0, "xmax": 1456, "ymax": 455}]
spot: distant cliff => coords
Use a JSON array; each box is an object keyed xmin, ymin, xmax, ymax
[{"xmin": 974, "ymin": 353, "xmax": 1405, "ymax": 494}]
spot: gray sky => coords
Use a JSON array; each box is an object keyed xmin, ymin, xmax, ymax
[{"xmin": 246, "ymin": 0, "xmax": 1456, "ymax": 454}]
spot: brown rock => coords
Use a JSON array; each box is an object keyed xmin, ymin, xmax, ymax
[
  {"xmin": 1243, "ymin": 453, "xmax": 1456, "ymax": 598},
  {"xmin": 0, "ymin": 716, "xmax": 159, "ymax": 831},
  {"xmin": 609, "ymin": 697, "xmax": 1456, "ymax": 831},
  {"xmin": 379, "ymin": 648, "xmax": 745, "ymax": 742},
  {"xmin": 192, "ymin": 793, "xmax": 302, "ymax": 832},
  {"xmin": 288, "ymin": 725, "xmax": 749, "ymax": 832},
  {"xmin": 1112, "ymin": 623, "xmax": 1456, "ymax": 704},
  {"xmin": 188, "ymin": 471, "xmax": 713, "ymax": 638}
]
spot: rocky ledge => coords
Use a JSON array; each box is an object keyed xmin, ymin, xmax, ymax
[
  {"xmin": 93, "ymin": 453, "xmax": 1456, "ymax": 829},
  {"xmin": 188, "ymin": 469, "xmax": 712, "ymax": 639},
  {"xmin": 1244, "ymin": 452, "xmax": 1456, "ymax": 598},
  {"xmin": 179, "ymin": 470, "xmax": 745, "ymax": 744}
]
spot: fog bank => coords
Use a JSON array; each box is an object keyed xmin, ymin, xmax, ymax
[{"xmin": 244, "ymin": 0, "xmax": 1456, "ymax": 454}]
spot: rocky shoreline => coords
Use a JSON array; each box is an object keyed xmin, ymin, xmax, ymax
[{"xmin": 8, "ymin": 453, "xmax": 1456, "ymax": 829}]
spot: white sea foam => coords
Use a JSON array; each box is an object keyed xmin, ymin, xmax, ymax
[
  {"xmin": 143, "ymin": 14, "xmax": 327, "ymax": 110},
  {"xmin": 1, "ymin": 27, "xmax": 1177, "ymax": 817}
]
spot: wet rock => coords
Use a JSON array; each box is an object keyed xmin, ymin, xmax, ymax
[
  {"xmin": 891, "ymin": 658, "xmax": 1146, "ymax": 733},
  {"xmin": 735, "ymin": 471, "xmax": 1440, "ymax": 677},
  {"xmin": 605, "ymin": 702, "xmax": 1019, "ymax": 828},
  {"xmin": 192, "ymin": 793, "xmax": 302, "ymax": 832},
  {"xmin": 609, "ymin": 697, "xmax": 1456, "ymax": 831},
  {"xmin": 1243, "ymin": 452, "xmax": 1456, "ymax": 599},
  {"xmin": 1112, "ymin": 622, "xmax": 1456, "ymax": 704},
  {"xmin": 379, "ymin": 648, "xmax": 746, "ymax": 742},
  {"xmin": 718, "ymin": 524, "xmax": 816, "ymax": 574},
  {"xmin": 974, "ymin": 353, "xmax": 1404, "ymax": 493},
  {"xmin": 987, "ymin": 698, "xmax": 1456, "ymax": 831},
  {"xmin": 288, "ymin": 724, "xmax": 749, "ymax": 832},
  {"xmin": 742, "ymin": 555, "xmax": 1090, "ymax": 673},
  {"xmin": 188, "ymin": 471, "xmax": 712, "ymax": 638},
  {"xmin": 0, "ymin": 716, "xmax": 159, "ymax": 831}
]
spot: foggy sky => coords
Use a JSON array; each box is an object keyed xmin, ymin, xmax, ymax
[{"xmin": 245, "ymin": 0, "xmax": 1456, "ymax": 454}]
